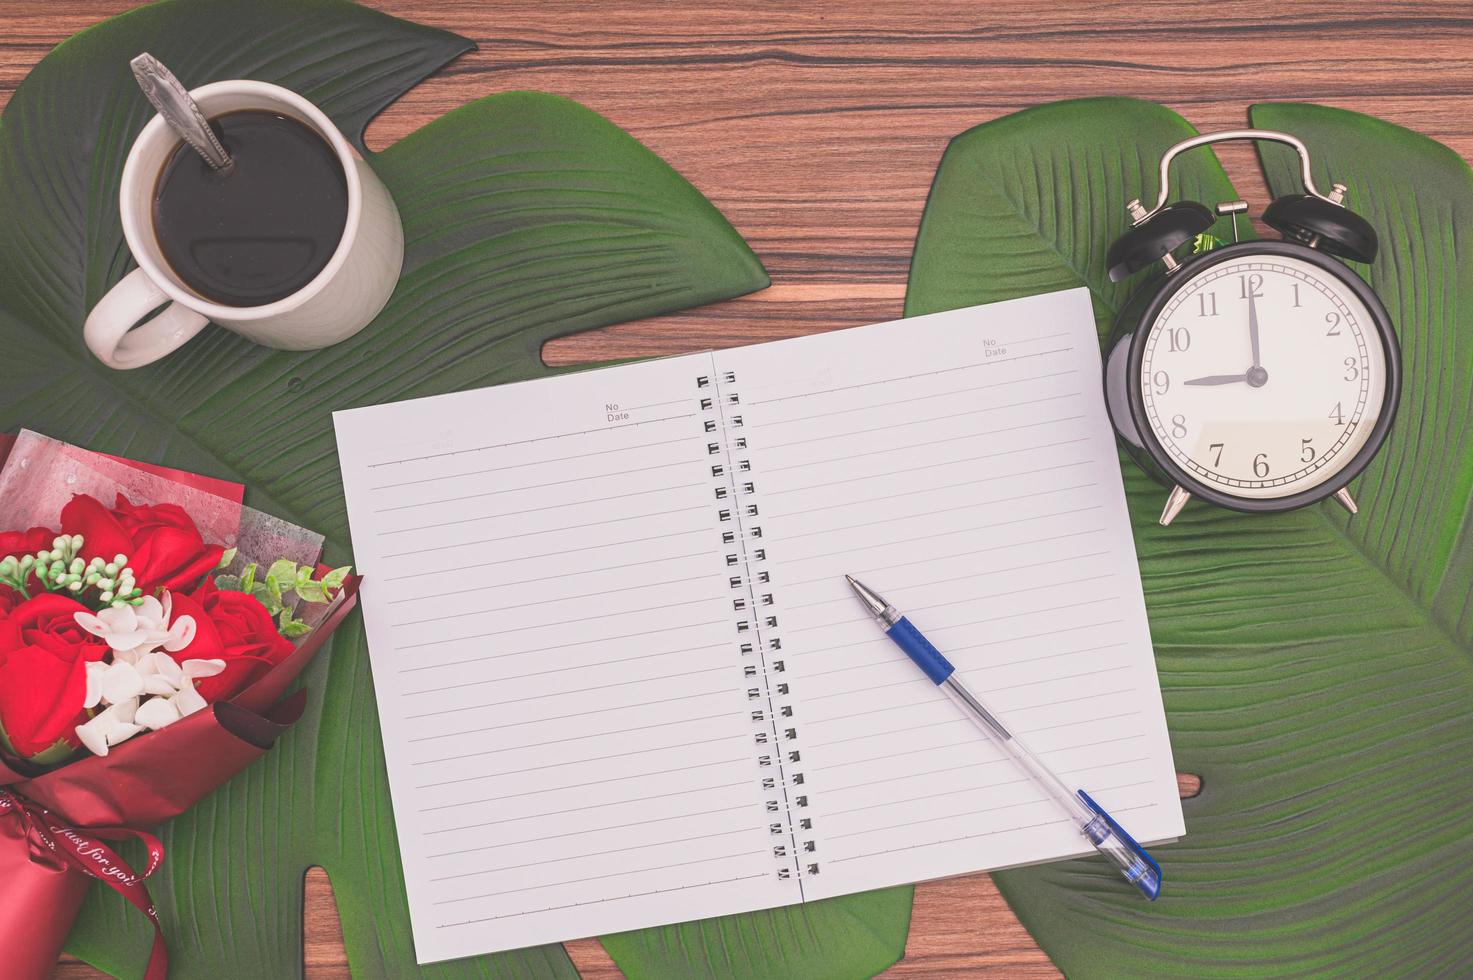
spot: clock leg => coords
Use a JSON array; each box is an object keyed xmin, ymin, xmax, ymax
[
  {"xmin": 1159, "ymin": 485, "xmax": 1191, "ymax": 526},
  {"xmin": 1334, "ymin": 487, "xmax": 1359, "ymax": 515}
]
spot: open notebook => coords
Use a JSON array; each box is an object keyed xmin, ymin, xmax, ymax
[{"xmin": 334, "ymin": 288, "xmax": 1183, "ymax": 964}]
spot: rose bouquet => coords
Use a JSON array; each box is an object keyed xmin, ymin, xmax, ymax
[{"xmin": 0, "ymin": 431, "xmax": 359, "ymax": 979}]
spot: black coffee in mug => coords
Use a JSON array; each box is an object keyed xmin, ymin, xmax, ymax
[{"xmin": 152, "ymin": 110, "xmax": 348, "ymax": 307}]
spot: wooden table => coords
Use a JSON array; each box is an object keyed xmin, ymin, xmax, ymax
[{"xmin": 3, "ymin": 0, "xmax": 1469, "ymax": 975}]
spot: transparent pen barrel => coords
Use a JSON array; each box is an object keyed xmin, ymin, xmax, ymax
[{"xmin": 940, "ymin": 678, "xmax": 1092, "ymax": 823}]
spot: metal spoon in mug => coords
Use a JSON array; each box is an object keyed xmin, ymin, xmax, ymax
[{"xmin": 128, "ymin": 53, "xmax": 233, "ymax": 171}]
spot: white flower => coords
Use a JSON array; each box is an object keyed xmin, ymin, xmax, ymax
[
  {"xmin": 84, "ymin": 660, "xmax": 145, "ymax": 707},
  {"xmin": 134, "ymin": 696, "xmax": 182, "ymax": 730},
  {"xmin": 74, "ymin": 592, "xmax": 195, "ymax": 662},
  {"xmin": 70, "ymin": 588, "xmax": 226, "ymax": 755},
  {"xmin": 75, "ymin": 699, "xmax": 142, "ymax": 757}
]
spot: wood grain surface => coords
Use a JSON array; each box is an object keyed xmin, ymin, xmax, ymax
[{"xmin": 6, "ymin": 0, "xmax": 1468, "ymax": 976}]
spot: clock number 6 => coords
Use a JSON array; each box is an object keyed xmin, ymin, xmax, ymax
[{"xmin": 1253, "ymin": 453, "xmax": 1270, "ymax": 478}]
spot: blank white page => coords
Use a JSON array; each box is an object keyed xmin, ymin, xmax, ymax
[
  {"xmin": 713, "ymin": 289, "xmax": 1184, "ymax": 900},
  {"xmin": 335, "ymin": 354, "xmax": 798, "ymax": 964}
]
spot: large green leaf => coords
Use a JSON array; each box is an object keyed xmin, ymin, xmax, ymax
[
  {"xmin": 907, "ymin": 97, "xmax": 1473, "ymax": 975},
  {"xmin": 0, "ymin": 1, "xmax": 781, "ymax": 977}
]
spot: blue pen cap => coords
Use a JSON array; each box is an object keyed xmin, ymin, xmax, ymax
[{"xmin": 1078, "ymin": 790, "xmax": 1162, "ymax": 901}]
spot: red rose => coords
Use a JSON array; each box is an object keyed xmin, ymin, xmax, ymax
[
  {"xmin": 0, "ymin": 593, "xmax": 108, "ymax": 760},
  {"xmin": 0, "ymin": 526, "xmax": 58, "ymax": 612},
  {"xmin": 59, "ymin": 493, "xmax": 224, "ymax": 596},
  {"xmin": 167, "ymin": 579, "xmax": 295, "ymax": 703}
]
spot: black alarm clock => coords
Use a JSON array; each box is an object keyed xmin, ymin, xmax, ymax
[{"xmin": 1102, "ymin": 129, "xmax": 1402, "ymax": 526}]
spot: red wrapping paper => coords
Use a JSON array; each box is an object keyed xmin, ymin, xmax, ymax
[{"xmin": 0, "ymin": 441, "xmax": 361, "ymax": 978}]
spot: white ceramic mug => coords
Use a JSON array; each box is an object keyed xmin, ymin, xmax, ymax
[{"xmin": 85, "ymin": 80, "xmax": 404, "ymax": 370}]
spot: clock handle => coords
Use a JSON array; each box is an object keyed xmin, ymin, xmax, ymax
[{"xmin": 1136, "ymin": 129, "xmax": 1334, "ymax": 224}]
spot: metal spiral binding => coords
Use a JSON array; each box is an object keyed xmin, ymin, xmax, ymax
[{"xmin": 698, "ymin": 368, "xmax": 818, "ymax": 884}]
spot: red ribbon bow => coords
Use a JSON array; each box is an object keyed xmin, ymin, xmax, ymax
[{"xmin": 0, "ymin": 788, "xmax": 167, "ymax": 980}]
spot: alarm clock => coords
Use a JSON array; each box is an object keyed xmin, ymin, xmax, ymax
[{"xmin": 1102, "ymin": 129, "xmax": 1401, "ymax": 526}]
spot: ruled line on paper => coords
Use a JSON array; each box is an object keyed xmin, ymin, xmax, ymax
[
  {"xmin": 430, "ymin": 825, "xmax": 763, "ymax": 884},
  {"xmin": 754, "ymin": 370, "xmax": 1078, "ymax": 429},
  {"xmin": 391, "ymin": 604, "xmax": 724, "ymax": 648},
  {"xmin": 783, "ymin": 584, "xmax": 1119, "ymax": 637},
  {"xmin": 434, "ymin": 846, "xmax": 769, "ymax": 907},
  {"xmin": 367, "ymin": 411, "xmax": 699, "ymax": 468},
  {"xmin": 396, "ymin": 616, "xmax": 728, "ymax": 663},
  {"xmin": 807, "ymin": 688, "xmax": 1135, "ymax": 731},
  {"xmin": 371, "ymin": 434, "xmax": 698, "ymax": 492},
  {"xmin": 418, "ymin": 745, "xmax": 748, "ymax": 789},
  {"xmin": 424, "ymin": 803, "xmax": 761, "ymax": 860},
  {"xmin": 766, "ymin": 437, "xmax": 1091, "ymax": 497},
  {"xmin": 373, "ymin": 457, "xmax": 704, "ymax": 512},
  {"xmin": 796, "ymin": 640, "xmax": 1131, "ymax": 681},
  {"xmin": 759, "ymin": 393, "xmax": 1082, "ymax": 453},
  {"xmin": 403, "ymin": 642, "xmax": 731, "ymax": 696},
  {"xmin": 384, "ymin": 525, "xmax": 710, "ymax": 583},
  {"xmin": 767, "ymin": 460, "xmax": 1095, "ymax": 522},
  {"xmin": 821, "ymin": 746, "xmax": 1150, "ymax": 792},
  {"xmin": 762, "ymin": 414, "xmax": 1089, "ymax": 474},
  {"xmin": 824, "ymin": 803, "xmax": 1157, "ymax": 864},
  {"xmin": 381, "ymin": 481, "xmax": 704, "ymax": 535},
  {"xmin": 412, "ymin": 663, "xmax": 734, "ymax": 712},
  {"xmin": 390, "ymin": 548, "xmax": 715, "ymax": 604},
  {"xmin": 782, "ymin": 550, "xmax": 1110, "ymax": 610},
  {"xmin": 800, "ymin": 662, "xmax": 1131, "ymax": 706},
  {"xmin": 405, "ymin": 684, "xmax": 733, "ymax": 727},
  {"xmin": 776, "ymin": 484, "xmax": 1099, "ymax": 542},
  {"xmin": 424, "ymin": 780, "xmax": 755, "ymax": 839},
  {"xmin": 391, "ymin": 573, "xmax": 726, "ymax": 629},
  {"xmin": 381, "ymin": 504, "xmax": 709, "ymax": 559},
  {"xmin": 435, "ymin": 872, "xmax": 772, "ymax": 929},
  {"xmin": 826, "ymin": 779, "xmax": 1154, "ymax": 841},
  {"xmin": 414, "ymin": 731, "xmax": 748, "ymax": 790},
  {"xmin": 418, "ymin": 756, "xmax": 751, "ymax": 813},
  {"xmin": 778, "ymin": 508, "xmax": 1105, "ymax": 572},
  {"xmin": 745, "ymin": 343, "xmax": 1075, "ymax": 406}
]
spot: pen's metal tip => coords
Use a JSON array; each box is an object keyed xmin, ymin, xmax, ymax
[{"xmin": 844, "ymin": 574, "xmax": 891, "ymax": 620}]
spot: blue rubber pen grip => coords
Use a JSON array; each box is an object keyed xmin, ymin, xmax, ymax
[{"xmin": 886, "ymin": 616, "xmax": 954, "ymax": 684}]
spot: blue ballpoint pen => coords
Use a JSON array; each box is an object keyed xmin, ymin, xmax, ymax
[{"xmin": 844, "ymin": 575, "xmax": 1162, "ymax": 900}]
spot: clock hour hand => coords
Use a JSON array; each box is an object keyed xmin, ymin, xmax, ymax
[{"xmin": 1183, "ymin": 373, "xmax": 1249, "ymax": 386}]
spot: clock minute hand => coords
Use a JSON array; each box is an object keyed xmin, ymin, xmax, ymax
[
  {"xmin": 1183, "ymin": 373, "xmax": 1249, "ymax": 386},
  {"xmin": 1248, "ymin": 292, "xmax": 1262, "ymax": 369}
]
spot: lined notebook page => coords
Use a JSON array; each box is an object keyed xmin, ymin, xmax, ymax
[
  {"xmin": 335, "ymin": 354, "xmax": 797, "ymax": 964},
  {"xmin": 713, "ymin": 289, "xmax": 1184, "ymax": 900}
]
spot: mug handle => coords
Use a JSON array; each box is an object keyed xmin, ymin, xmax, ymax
[{"xmin": 84, "ymin": 268, "xmax": 208, "ymax": 370}]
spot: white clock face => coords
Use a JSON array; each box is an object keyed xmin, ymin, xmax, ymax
[{"xmin": 1140, "ymin": 254, "xmax": 1388, "ymax": 499}]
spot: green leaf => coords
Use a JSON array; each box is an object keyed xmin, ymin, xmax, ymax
[
  {"xmin": 602, "ymin": 886, "xmax": 911, "ymax": 980},
  {"xmin": 212, "ymin": 574, "xmax": 241, "ymax": 592},
  {"xmin": 0, "ymin": 1, "xmax": 770, "ymax": 978},
  {"xmin": 908, "ymin": 97, "xmax": 1473, "ymax": 974},
  {"xmin": 280, "ymin": 617, "xmax": 313, "ymax": 639},
  {"xmin": 251, "ymin": 583, "xmax": 280, "ymax": 615},
  {"xmin": 239, "ymin": 563, "xmax": 258, "ymax": 594},
  {"xmin": 266, "ymin": 559, "xmax": 300, "ymax": 588},
  {"xmin": 294, "ymin": 579, "xmax": 329, "ymax": 604},
  {"xmin": 215, "ymin": 547, "xmax": 237, "ymax": 570},
  {"xmin": 321, "ymin": 565, "xmax": 351, "ymax": 590}
]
